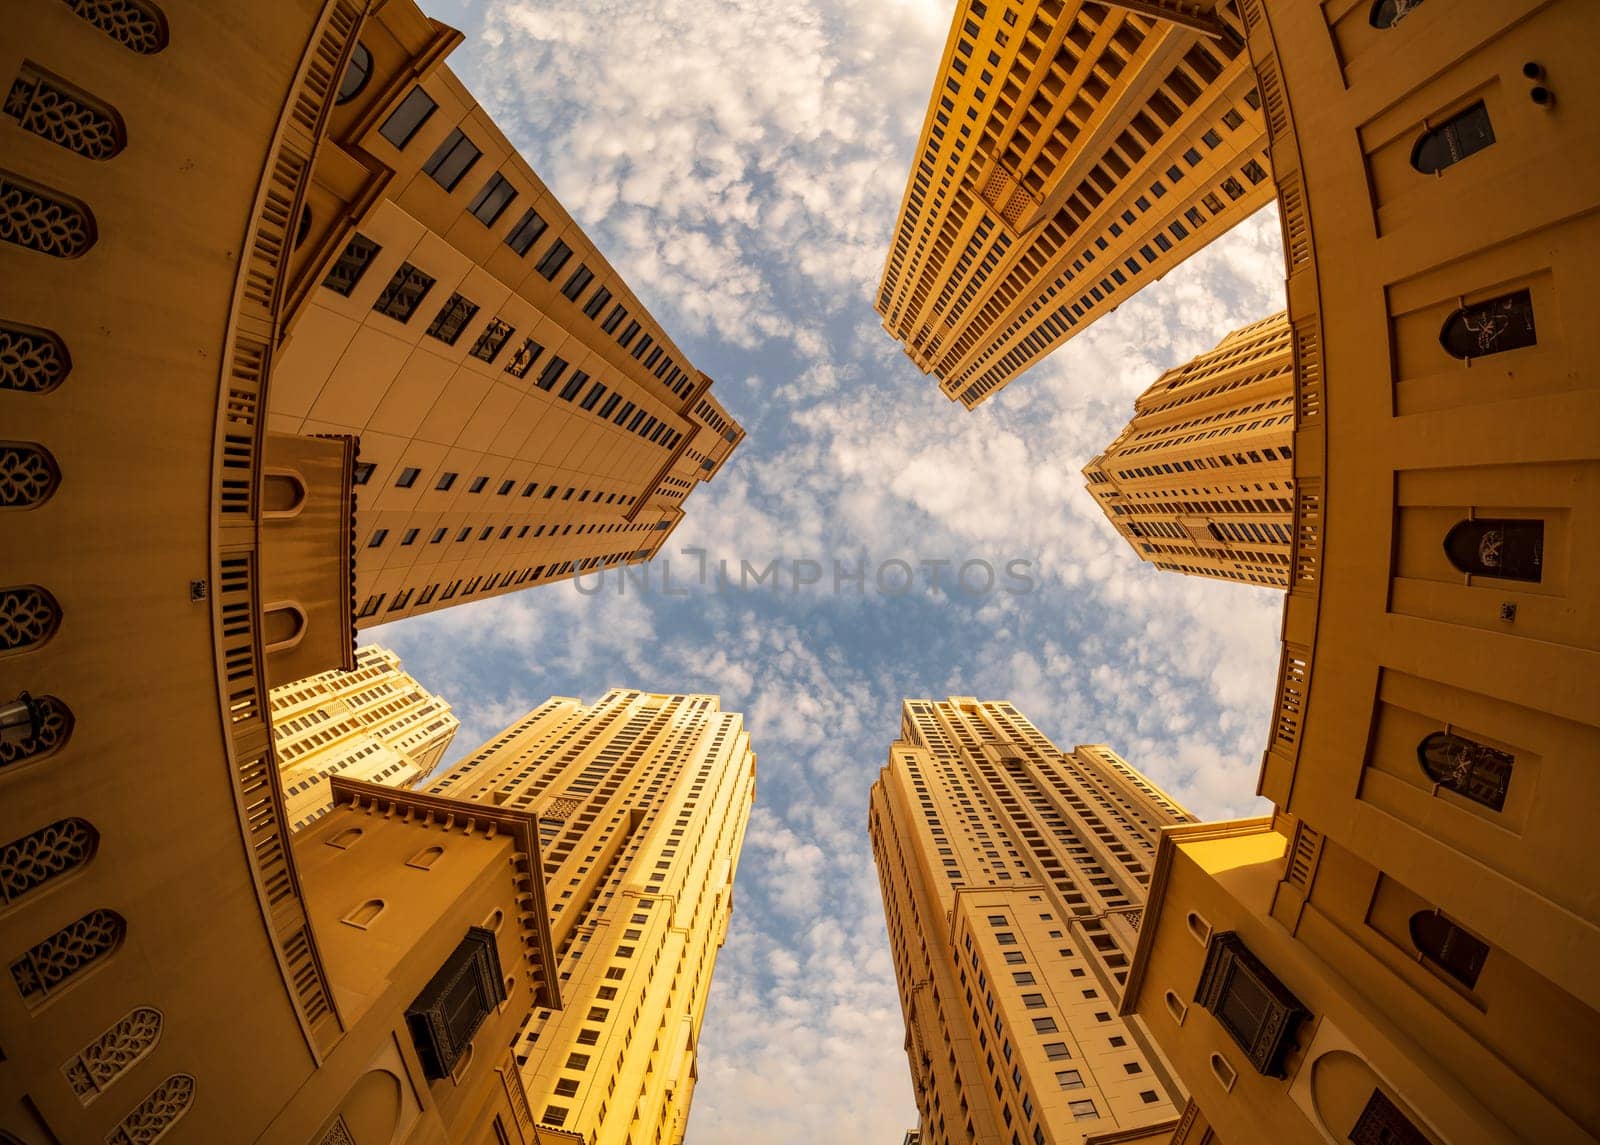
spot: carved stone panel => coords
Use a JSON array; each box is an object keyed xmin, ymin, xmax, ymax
[
  {"xmin": 0, "ymin": 694, "xmax": 72, "ymax": 767},
  {"xmin": 0, "ymin": 320, "xmax": 71, "ymax": 393},
  {"xmin": 10, "ymin": 908, "xmax": 125, "ymax": 1005},
  {"xmin": 106, "ymin": 1073, "xmax": 195, "ymax": 1144},
  {"xmin": 0, "ymin": 173, "xmax": 96, "ymax": 258},
  {"xmin": 62, "ymin": 1006, "xmax": 162, "ymax": 1104},
  {"xmin": 58, "ymin": 0, "xmax": 169, "ymax": 54},
  {"xmin": 0, "ymin": 443, "xmax": 60, "ymax": 507},
  {"xmin": 0, "ymin": 817, "xmax": 98, "ymax": 905},
  {"xmin": 5, "ymin": 66, "xmax": 125, "ymax": 159},
  {"xmin": 0, "ymin": 586, "xmax": 62, "ymax": 653}
]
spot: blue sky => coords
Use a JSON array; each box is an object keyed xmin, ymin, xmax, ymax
[{"xmin": 373, "ymin": 1, "xmax": 1287, "ymax": 1139}]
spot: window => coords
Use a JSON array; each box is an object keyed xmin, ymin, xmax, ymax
[
  {"xmin": 562, "ymin": 264, "xmax": 594, "ymax": 300},
  {"xmin": 1022, "ymin": 994, "xmax": 1046, "ymax": 1009},
  {"xmin": 1350, "ymin": 1089, "xmax": 1432, "ymax": 1145},
  {"xmin": 553, "ymin": 1078, "xmax": 579, "ymax": 1097},
  {"xmin": 602, "ymin": 304, "xmax": 627, "ymax": 334},
  {"xmin": 1413, "ymin": 101, "xmax": 1493, "ymax": 174},
  {"xmin": 352, "ymin": 462, "xmax": 375, "ymax": 485},
  {"xmin": 542, "ymin": 1106, "xmax": 568, "ymax": 1127},
  {"xmin": 1410, "ymin": 911, "xmax": 1489, "ymax": 988},
  {"xmin": 583, "ymin": 286, "xmax": 612, "ymax": 319},
  {"xmin": 1209, "ymin": 1053, "xmax": 1238, "ymax": 1091},
  {"xmin": 323, "ymin": 233, "xmax": 381, "ymax": 297},
  {"xmin": 425, "ymin": 293, "xmax": 479, "ymax": 346},
  {"xmin": 995, "ymin": 932, "xmax": 1016, "ymax": 945},
  {"xmin": 468, "ymin": 173, "xmax": 518, "ymax": 225},
  {"xmin": 336, "ymin": 42, "xmax": 372, "ymax": 104},
  {"xmin": 618, "ymin": 320, "xmax": 640, "ymax": 348},
  {"xmin": 470, "ymin": 318, "xmax": 515, "ymax": 363},
  {"xmin": 1195, "ymin": 932, "xmax": 1309, "ymax": 1077},
  {"xmin": 535, "ymin": 239, "xmax": 573, "ymax": 280},
  {"xmin": 380, "ymin": 86, "xmax": 437, "ymax": 149},
  {"xmin": 1055, "ymin": 1070, "xmax": 1084, "ymax": 1090},
  {"xmin": 1443, "ymin": 517, "xmax": 1543, "ymax": 581},
  {"xmin": 367, "ymin": 529, "xmax": 387, "ymax": 548},
  {"xmin": 401, "ymin": 528, "xmax": 419, "ymax": 545},
  {"xmin": 1418, "ymin": 731, "xmax": 1512, "ymax": 810},
  {"xmin": 422, "ymin": 128, "xmax": 481, "ymax": 191},
  {"xmin": 505, "ymin": 208, "xmax": 547, "ymax": 255},
  {"xmin": 404, "ymin": 927, "xmax": 505, "ymax": 1080},
  {"xmin": 504, "ymin": 338, "xmax": 544, "ymax": 379},
  {"xmin": 372, "ymin": 262, "xmax": 436, "ymax": 322},
  {"xmin": 1164, "ymin": 990, "xmax": 1187, "ymax": 1023},
  {"xmin": 1068, "ymin": 1100, "xmax": 1098, "ymax": 1121},
  {"xmin": 468, "ymin": 476, "xmax": 488, "ymax": 493},
  {"xmin": 535, "ymin": 356, "xmax": 569, "ymax": 392},
  {"xmin": 559, "ymin": 370, "xmax": 589, "ymax": 402},
  {"xmin": 395, "ymin": 466, "xmax": 421, "ymax": 488},
  {"xmin": 1013, "ymin": 972, "xmax": 1035, "ymax": 985},
  {"xmin": 580, "ymin": 382, "xmax": 607, "ymax": 411},
  {"xmin": 987, "ymin": 915, "xmax": 1006, "ymax": 926},
  {"xmin": 436, "ymin": 472, "xmax": 457, "ymax": 491},
  {"xmin": 1439, "ymin": 289, "xmax": 1535, "ymax": 359},
  {"xmin": 1031, "ymin": 1017, "xmax": 1057, "ymax": 1034}
]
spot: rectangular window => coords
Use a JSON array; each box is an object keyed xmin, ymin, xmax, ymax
[
  {"xmin": 1196, "ymin": 932, "xmax": 1309, "ymax": 1077},
  {"xmin": 602, "ymin": 304, "xmax": 627, "ymax": 334},
  {"xmin": 627, "ymin": 409, "xmax": 646, "ymax": 432},
  {"xmin": 1044, "ymin": 1042, "xmax": 1070, "ymax": 1060},
  {"xmin": 1032, "ymin": 1017, "xmax": 1057, "ymax": 1033},
  {"xmin": 1022, "ymin": 993, "xmax": 1046, "ymax": 1008},
  {"xmin": 505, "ymin": 208, "xmax": 547, "ymax": 255},
  {"xmin": 580, "ymin": 381, "xmax": 607, "ymax": 411},
  {"xmin": 401, "ymin": 528, "xmax": 419, "ymax": 545},
  {"xmin": 1056, "ymin": 1070, "xmax": 1084, "ymax": 1089},
  {"xmin": 598, "ymin": 394, "xmax": 622, "ymax": 418},
  {"xmin": 613, "ymin": 401, "xmax": 636, "ymax": 426},
  {"xmin": 535, "ymin": 355, "xmax": 569, "ymax": 392},
  {"xmin": 583, "ymin": 286, "xmax": 612, "ymax": 318},
  {"xmin": 561, "ymin": 264, "xmax": 594, "ymax": 300},
  {"xmin": 618, "ymin": 320, "xmax": 640, "ymax": 348},
  {"xmin": 367, "ymin": 529, "xmax": 388, "ymax": 547},
  {"xmin": 497, "ymin": 479, "xmax": 514, "ymax": 495},
  {"xmin": 535, "ymin": 239, "xmax": 573, "ymax": 280},
  {"xmin": 422, "ymin": 128, "xmax": 482, "ymax": 191},
  {"xmin": 468, "ymin": 172, "xmax": 518, "ymax": 225},
  {"xmin": 322, "ymin": 233, "xmax": 381, "ymax": 297},
  {"xmin": 430, "ymin": 528, "xmax": 446, "ymax": 543},
  {"xmin": 504, "ymin": 338, "xmax": 544, "ymax": 379},
  {"xmin": 1069, "ymin": 1100, "xmax": 1098, "ymax": 1121},
  {"xmin": 468, "ymin": 476, "xmax": 488, "ymax": 493},
  {"xmin": 352, "ymin": 462, "xmax": 375, "ymax": 485},
  {"xmin": 469, "ymin": 318, "xmax": 515, "ymax": 363},
  {"xmin": 372, "ymin": 262, "xmax": 436, "ymax": 322},
  {"xmin": 396, "ymin": 466, "xmax": 421, "ymax": 488},
  {"xmin": 436, "ymin": 472, "xmax": 457, "ymax": 491},
  {"xmin": 425, "ymin": 293, "xmax": 479, "ymax": 346},
  {"xmin": 559, "ymin": 369, "xmax": 589, "ymax": 402},
  {"xmin": 379, "ymin": 86, "xmax": 437, "ymax": 149},
  {"xmin": 631, "ymin": 333, "xmax": 654, "ymax": 360}
]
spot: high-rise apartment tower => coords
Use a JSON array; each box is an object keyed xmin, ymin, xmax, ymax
[
  {"xmin": 268, "ymin": 0, "xmax": 745, "ymax": 629},
  {"xmin": 422, "ymin": 689, "xmax": 757, "ymax": 1143},
  {"xmin": 877, "ymin": 0, "xmax": 1274, "ymax": 408},
  {"xmin": 869, "ymin": 698, "xmax": 1195, "ymax": 1144},
  {"xmin": 269, "ymin": 643, "xmax": 459, "ymax": 830},
  {"xmin": 1084, "ymin": 310, "xmax": 1293, "ymax": 586}
]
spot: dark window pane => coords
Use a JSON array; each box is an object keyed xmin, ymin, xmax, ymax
[
  {"xmin": 323, "ymin": 233, "xmax": 381, "ymax": 297},
  {"xmin": 1439, "ymin": 289, "xmax": 1535, "ymax": 359},
  {"xmin": 1409, "ymin": 911, "xmax": 1489, "ymax": 988},
  {"xmin": 336, "ymin": 42, "xmax": 373, "ymax": 105},
  {"xmin": 1417, "ymin": 732, "xmax": 1512, "ymax": 811},
  {"xmin": 1412, "ymin": 102, "xmax": 1493, "ymax": 174},
  {"xmin": 602, "ymin": 304, "xmax": 627, "ymax": 334},
  {"xmin": 562, "ymin": 264, "xmax": 594, "ymax": 301},
  {"xmin": 373, "ymin": 262, "xmax": 437, "ymax": 322},
  {"xmin": 425, "ymin": 293, "xmax": 479, "ymax": 345},
  {"xmin": 580, "ymin": 382, "xmax": 607, "ymax": 411},
  {"xmin": 380, "ymin": 86, "xmax": 438, "ymax": 150},
  {"xmin": 598, "ymin": 394, "xmax": 622, "ymax": 418},
  {"xmin": 559, "ymin": 369, "xmax": 589, "ymax": 402},
  {"xmin": 396, "ymin": 466, "xmax": 420, "ymax": 488},
  {"xmin": 535, "ymin": 239, "xmax": 573, "ymax": 280},
  {"xmin": 404, "ymin": 927, "xmax": 506, "ymax": 1080},
  {"xmin": 1442, "ymin": 517, "xmax": 1543, "ymax": 581},
  {"xmin": 505, "ymin": 208, "xmax": 547, "ymax": 255},
  {"xmin": 1350, "ymin": 1088, "xmax": 1432, "ymax": 1145},
  {"xmin": 469, "ymin": 318, "xmax": 515, "ymax": 363},
  {"xmin": 535, "ymin": 355, "xmax": 569, "ymax": 392},
  {"xmin": 618, "ymin": 320, "xmax": 640, "ymax": 348},
  {"xmin": 352, "ymin": 462, "xmax": 375, "ymax": 485},
  {"xmin": 584, "ymin": 286, "xmax": 613, "ymax": 319},
  {"xmin": 613, "ymin": 401, "xmax": 635, "ymax": 426},
  {"xmin": 468, "ymin": 173, "xmax": 518, "ymax": 225},
  {"xmin": 504, "ymin": 338, "xmax": 544, "ymax": 379},
  {"xmin": 436, "ymin": 472, "xmax": 457, "ymax": 491},
  {"xmin": 422, "ymin": 128, "xmax": 482, "ymax": 191}
]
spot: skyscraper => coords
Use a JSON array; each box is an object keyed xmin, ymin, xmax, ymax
[
  {"xmin": 869, "ymin": 698, "xmax": 1194, "ymax": 1144},
  {"xmin": 1084, "ymin": 311, "xmax": 1294, "ymax": 586},
  {"xmin": 267, "ymin": 0, "xmax": 744, "ymax": 629},
  {"xmin": 269, "ymin": 643, "xmax": 459, "ymax": 830},
  {"xmin": 877, "ymin": 0, "xmax": 1274, "ymax": 408},
  {"xmin": 422, "ymin": 689, "xmax": 757, "ymax": 1142}
]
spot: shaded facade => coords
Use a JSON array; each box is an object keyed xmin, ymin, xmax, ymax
[
  {"xmin": 1084, "ymin": 311, "xmax": 1293, "ymax": 586},
  {"xmin": 423, "ymin": 689, "xmax": 757, "ymax": 1143},
  {"xmin": 876, "ymin": 0, "xmax": 1274, "ymax": 408},
  {"xmin": 869, "ymin": 698, "xmax": 1194, "ymax": 1145},
  {"xmin": 1120, "ymin": 1, "xmax": 1600, "ymax": 1143},
  {"xmin": 269, "ymin": 0, "xmax": 745, "ymax": 628},
  {"xmin": 270, "ymin": 643, "xmax": 459, "ymax": 831}
]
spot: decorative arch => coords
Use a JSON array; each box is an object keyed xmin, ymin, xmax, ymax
[
  {"xmin": 342, "ymin": 899, "xmax": 385, "ymax": 929},
  {"xmin": 0, "ymin": 693, "xmax": 73, "ymax": 768},
  {"xmin": 59, "ymin": 0, "xmax": 170, "ymax": 54},
  {"xmin": 261, "ymin": 602, "xmax": 307, "ymax": 653},
  {"xmin": 4, "ymin": 64, "xmax": 127, "ymax": 160},
  {"xmin": 1411, "ymin": 102, "xmax": 1494, "ymax": 175},
  {"xmin": 1439, "ymin": 289, "xmax": 1535, "ymax": 360},
  {"xmin": 107, "ymin": 1073, "xmax": 195, "ymax": 1144},
  {"xmin": 1369, "ymin": 0, "xmax": 1424, "ymax": 28},
  {"xmin": 0, "ymin": 319, "xmax": 71, "ymax": 393},
  {"xmin": 1418, "ymin": 731, "xmax": 1511, "ymax": 811},
  {"xmin": 0, "ymin": 172, "xmax": 97, "ymax": 257},
  {"xmin": 406, "ymin": 845, "xmax": 445, "ymax": 871},
  {"xmin": 0, "ymin": 585, "xmax": 62, "ymax": 653},
  {"xmin": 0, "ymin": 817, "xmax": 99, "ymax": 905},
  {"xmin": 1442, "ymin": 517, "xmax": 1543, "ymax": 581},
  {"xmin": 336, "ymin": 42, "xmax": 373, "ymax": 105},
  {"xmin": 62, "ymin": 1005, "xmax": 162, "ymax": 1105},
  {"xmin": 1409, "ymin": 910, "xmax": 1489, "ymax": 988},
  {"xmin": 0, "ymin": 442, "xmax": 61, "ymax": 508},
  {"xmin": 10, "ymin": 907, "xmax": 126, "ymax": 1006}
]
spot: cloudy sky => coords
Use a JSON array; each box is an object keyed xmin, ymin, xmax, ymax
[{"xmin": 374, "ymin": 1, "xmax": 1287, "ymax": 1138}]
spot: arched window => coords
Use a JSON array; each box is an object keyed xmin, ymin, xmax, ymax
[
  {"xmin": 1440, "ymin": 289, "xmax": 1535, "ymax": 360},
  {"xmin": 1443, "ymin": 518, "xmax": 1543, "ymax": 581},
  {"xmin": 1418, "ymin": 731, "xmax": 1512, "ymax": 811},
  {"xmin": 1186, "ymin": 911, "xmax": 1212, "ymax": 946},
  {"xmin": 336, "ymin": 43, "xmax": 373, "ymax": 105},
  {"xmin": 1409, "ymin": 910, "xmax": 1488, "ymax": 988},
  {"xmin": 1369, "ymin": 0, "xmax": 1423, "ymax": 29},
  {"xmin": 342, "ymin": 899, "xmax": 385, "ymax": 929},
  {"xmin": 326, "ymin": 827, "xmax": 363, "ymax": 850},
  {"xmin": 10, "ymin": 908, "xmax": 125, "ymax": 1005},
  {"xmin": 406, "ymin": 845, "xmax": 445, "ymax": 871},
  {"xmin": 1411, "ymin": 102, "xmax": 1494, "ymax": 175},
  {"xmin": 0, "ymin": 817, "xmax": 99, "ymax": 905}
]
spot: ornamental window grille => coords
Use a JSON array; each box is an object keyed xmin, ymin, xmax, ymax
[
  {"xmin": 425, "ymin": 293, "xmax": 479, "ymax": 346},
  {"xmin": 0, "ymin": 694, "xmax": 71, "ymax": 768},
  {"xmin": 106, "ymin": 1073, "xmax": 194, "ymax": 1145},
  {"xmin": 322, "ymin": 233, "xmax": 380, "ymax": 297},
  {"xmin": 0, "ymin": 172, "xmax": 96, "ymax": 257},
  {"xmin": 5, "ymin": 65, "xmax": 125, "ymax": 159},
  {"xmin": 504, "ymin": 338, "xmax": 543, "ymax": 379},
  {"xmin": 0, "ymin": 320, "xmax": 70, "ymax": 393},
  {"xmin": 10, "ymin": 908, "xmax": 126, "ymax": 1005},
  {"xmin": 1443, "ymin": 517, "xmax": 1542, "ymax": 581},
  {"xmin": 58, "ymin": 0, "xmax": 169, "ymax": 54},
  {"xmin": 0, "ymin": 585, "xmax": 62, "ymax": 653},
  {"xmin": 1412, "ymin": 102, "xmax": 1493, "ymax": 174},
  {"xmin": 1418, "ymin": 731, "xmax": 1512, "ymax": 810},
  {"xmin": 1440, "ymin": 289, "xmax": 1535, "ymax": 359},
  {"xmin": 405, "ymin": 927, "xmax": 505, "ymax": 1079},
  {"xmin": 1369, "ymin": 0, "xmax": 1423, "ymax": 27},
  {"xmin": 372, "ymin": 262, "xmax": 436, "ymax": 323},
  {"xmin": 1349, "ymin": 1088, "xmax": 1431, "ymax": 1144},
  {"xmin": 1, "ymin": 817, "xmax": 98, "ymax": 905},
  {"xmin": 1410, "ymin": 910, "xmax": 1489, "ymax": 988},
  {"xmin": 62, "ymin": 1006, "xmax": 162, "ymax": 1105},
  {"xmin": 1194, "ymin": 931, "xmax": 1309, "ymax": 1076},
  {"xmin": 469, "ymin": 318, "xmax": 515, "ymax": 363}
]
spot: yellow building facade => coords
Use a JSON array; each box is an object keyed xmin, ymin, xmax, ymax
[
  {"xmin": 1084, "ymin": 311, "xmax": 1293, "ymax": 587},
  {"xmin": 267, "ymin": 0, "xmax": 745, "ymax": 629},
  {"xmin": 1120, "ymin": 0, "xmax": 1600, "ymax": 1142},
  {"xmin": 869, "ymin": 699, "xmax": 1198, "ymax": 1145},
  {"xmin": 422, "ymin": 689, "xmax": 757, "ymax": 1144},
  {"xmin": 877, "ymin": 0, "xmax": 1275, "ymax": 408},
  {"xmin": 270, "ymin": 643, "xmax": 459, "ymax": 831}
]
